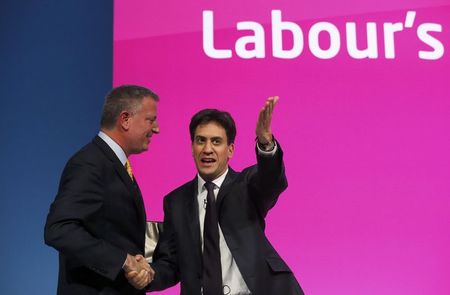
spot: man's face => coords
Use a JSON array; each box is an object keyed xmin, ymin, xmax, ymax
[
  {"xmin": 126, "ymin": 96, "xmax": 159, "ymax": 155},
  {"xmin": 192, "ymin": 122, "xmax": 234, "ymax": 181}
]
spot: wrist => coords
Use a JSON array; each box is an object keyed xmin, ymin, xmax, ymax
[
  {"xmin": 256, "ymin": 136, "xmax": 275, "ymax": 151},
  {"xmin": 123, "ymin": 254, "xmax": 132, "ymax": 271},
  {"xmin": 257, "ymin": 134, "xmax": 273, "ymax": 145}
]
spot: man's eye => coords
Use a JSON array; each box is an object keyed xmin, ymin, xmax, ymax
[{"xmin": 212, "ymin": 139, "xmax": 221, "ymax": 145}]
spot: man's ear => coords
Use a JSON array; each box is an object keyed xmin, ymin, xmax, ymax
[
  {"xmin": 227, "ymin": 143, "xmax": 235, "ymax": 159},
  {"xmin": 119, "ymin": 111, "xmax": 131, "ymax": 131}
]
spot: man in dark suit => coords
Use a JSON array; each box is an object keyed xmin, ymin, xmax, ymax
[
  {"xmin": 147, "ymin": 96, "xmax": 304, "ymax": 295},
  {"xmin": 45, "ymin": 85, "xmax": 159, "ymax": 294}
]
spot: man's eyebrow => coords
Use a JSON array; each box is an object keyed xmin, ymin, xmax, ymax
[{"xmin": 194, "ymin": 135, "xmax": 223, "ymax": 140}]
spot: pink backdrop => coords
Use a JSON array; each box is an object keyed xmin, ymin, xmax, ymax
[{"xmin": 114, "ymin": 1, "xmax": 450, "ymax": 294}]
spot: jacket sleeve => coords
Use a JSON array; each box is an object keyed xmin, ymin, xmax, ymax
[
  {"xmin": 247, "ymin": 140, "xmax": 288, "ymax": 218},
  {"xmin": 44, "ymin": 156, "xmax": 127, "ymax": 281},
  {"xmin": 148, "ymin": 196, "xmax": 180, "ymax": 291}
]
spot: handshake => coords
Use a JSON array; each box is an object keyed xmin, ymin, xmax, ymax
[{"xmin": 123, "ymin": 253, "xmax": 155, "ymax": 290}]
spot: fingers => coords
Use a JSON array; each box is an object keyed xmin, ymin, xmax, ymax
[
  {"xmin": 256, "ymin": 96, "xmax": 279, "ymax": 143},
  {"xmin": 135, "ymin": 254, "xmax": 150, "ymax": 272},
  {"xmin": 259, "ymin": 96, "xmax": 278, "ymax": 125},
  {"xmin": 126, "ymin": 269, "xmax": 151, "ymax": 290},
  {"xmin": 124, "ymin": 253, "xmax": 154, "ymax": 290},
  {"xmin": 263, "ymin": 96, "xmax": 278, "ymax": 120},
  {"xmin": 148, "ymin": 265, "xmax": 156, "ymax": 281},
  {"xmin": 125, "ymin": 270, "xmax": 138, "ymax": 280},
  {"xmin": 135, "ymin": 270, "xmax": 150, "ymax": 288},
  {"xmin": 125, "ymin": 254, "xmax": 150, "ymax": 272},
  {"xmin": 135, "ymin": 254, "xmax": 144, "ymax": 261}
]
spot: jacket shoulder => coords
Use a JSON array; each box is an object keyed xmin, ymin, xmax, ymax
[
  {"xmin": 164, "ymin": 180, "xmax": 195, "ymax": 202},
  {"xmin": 67, "ymin": 140, "xmax": 107, "ymax": 164}
]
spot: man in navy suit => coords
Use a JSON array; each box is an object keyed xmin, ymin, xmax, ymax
[
  {"xmin": 45, "ymin": 85, "xmax": 159, "ymax": 294},
  {"xmin": 147, "ymin": 96, "xmax": 304, "ymax": 295}
]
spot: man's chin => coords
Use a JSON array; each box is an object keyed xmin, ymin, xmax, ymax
[
  {"xmin": 134, "ymin": 146, "xmax": 148, "ymax": 154},
  {"xmin": 198, "ymin": 170, "xmax": 215, "ymax": 181}
]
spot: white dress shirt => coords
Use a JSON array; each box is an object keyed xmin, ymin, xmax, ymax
[
  {"xmin": 197, "ymin": 170, "xmax": 251, "ymax": 295},
  {"xmin": 98, "ymin": 131, "xmax": 127, "ymax": 165},
  {"xmin": 196, "ymin": 143, "xmax": 277, "ymax": 295}
]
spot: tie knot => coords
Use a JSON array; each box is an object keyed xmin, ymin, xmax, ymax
[
  {"xmin": 204, "ymin": 181, "xmax": 215, "ymax": 192},
  {"xmin": 125, "ymin": 160, "xmax": 133, "ymax": 180}
]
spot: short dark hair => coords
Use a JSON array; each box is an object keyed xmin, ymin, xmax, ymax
[
  {"xmin": 100, "ymin": 85, "xmax": 159, "ymax": 129},
  {"xmin": 189, "ymin": 109, "xmax": 236, "ymax": 144}
]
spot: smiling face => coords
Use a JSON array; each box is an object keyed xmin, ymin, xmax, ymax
[
  {"xmin": 124, "ymin": 96, "xmax": 159, "ymax": 155},
  {"xmin": 192, "ymin": 122, "xmax": 234, "ymax": 181}
]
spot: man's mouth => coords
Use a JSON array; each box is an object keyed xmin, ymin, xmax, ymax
[{"xmin": 201, "ymin": 158, "xmax": 216, "ymax": 164}]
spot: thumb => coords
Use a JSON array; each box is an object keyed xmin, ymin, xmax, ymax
[
  {"xmin": 126, "ymin": 270, "xmax": 139, "ymax": 279},
  {"xmin": 135, "ymin": 254, "xmax": 144, "ymax": 261}
]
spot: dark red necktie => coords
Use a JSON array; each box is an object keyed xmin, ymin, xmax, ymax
[{"xmin": 202, "ymin": 181, "xmax": 222, "ymax": 295}]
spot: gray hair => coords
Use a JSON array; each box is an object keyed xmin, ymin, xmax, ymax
[{"xmin": 100, "ymin": 85, "xmax": 159, "ymax": 129}]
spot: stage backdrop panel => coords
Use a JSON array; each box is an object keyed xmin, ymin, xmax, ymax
[{"xmin": 114, "ymin": 1, "xmax": 450, "ymax": 294}]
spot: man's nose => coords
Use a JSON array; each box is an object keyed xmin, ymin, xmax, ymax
[
  {"xmin": 152, "ymin": 121, "xmax": 160, "ymax": 134},
  {"xmin": 202, "ymin": 141, "xmax": 213, "ymax": 153}
]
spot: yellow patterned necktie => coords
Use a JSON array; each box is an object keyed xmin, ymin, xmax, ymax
[{"xmin": 125, "ymin": 160, "xmax": 133, "ymax": 180}]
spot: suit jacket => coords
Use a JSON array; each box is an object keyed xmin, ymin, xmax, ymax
[
  {"xmin": 150, "ymin": 143, "xmax": 304, "ymax": 295},
  {"xmin": 44, "ymin": 136, "xmax": 147, "ymax": 295}
]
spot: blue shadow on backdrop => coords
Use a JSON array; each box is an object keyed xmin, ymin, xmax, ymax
[{"xmin": 0, "ymin": 1, "xmax": 112, "ymax": 293}]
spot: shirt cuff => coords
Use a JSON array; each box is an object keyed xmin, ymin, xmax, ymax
[{"xmin": 256, "ymin": 141, "xmax": 278, "ymax": 156}]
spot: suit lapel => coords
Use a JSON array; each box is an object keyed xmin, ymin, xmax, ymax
[
  {"xmin": 183, "ymin": 177, "xmax": 204, "ymax": 267},
  {"xmin": 93, "ymin": 136, "xmax": 147, "ymax": 224},
  {"xmin": 216, "ymin": 168, "xmax": 238, "ymax": 214},
  {"xmin": 183, "ymin": 171, "xmax": 238, "ymax": 267}
]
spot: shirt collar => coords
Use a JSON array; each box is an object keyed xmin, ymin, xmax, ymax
[
  {"xmin": 197, "ymin": 168, "xmax": 229, "ymax": 194},
  {"xmin": 98, "ymin": 131, "xmax": 128, "ymax": 165}
]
